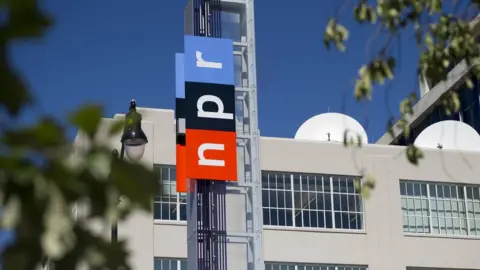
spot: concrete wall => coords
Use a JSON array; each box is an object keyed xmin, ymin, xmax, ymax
[
  {"xmin": 77, "ymin": 108, "xmax": 480, "ymax": 270},
  {"xmin": 261, "ymin": 137, "xmax": 480, "ymax": 270}
]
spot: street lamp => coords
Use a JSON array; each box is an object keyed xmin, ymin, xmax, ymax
[
  {"xmin": 111, "ymin": 99, "xmax": 149, "ymax": 243},
  {"xmin": 121, "ymin": 99, "xmax": 149, "ymax": 161}
]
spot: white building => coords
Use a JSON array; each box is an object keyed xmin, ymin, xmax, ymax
[
  {"xmin": 74, "ymin": 107, "xmax": 480, "ymax": 270},
  {"xmin": 71, "ymin": 1, "xmax": 480, "ymax": 270}
]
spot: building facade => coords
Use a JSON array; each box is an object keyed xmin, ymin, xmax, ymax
[{"xmin": 74, "ymin": 108, "xmax": 480, "ymax": 270}]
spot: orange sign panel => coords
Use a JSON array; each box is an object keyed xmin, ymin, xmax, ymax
[{"xmin": 185, "ymin": 129, "xmax": 237, "ymax": 181}]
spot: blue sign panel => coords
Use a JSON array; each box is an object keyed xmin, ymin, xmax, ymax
[
  {"xmin": 184, "ymin": 35, "xmax": 234, "ymax": 85},
  {"xmin": 175, "ymin": 53, "xmax": 185, "ymax": 98}
]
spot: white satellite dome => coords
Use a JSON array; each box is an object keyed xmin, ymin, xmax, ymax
[
  {"xmin": 414, "ymin": 120, "xmax": 480, "ymax": 151},
  {"xmin": 294, "ymin": 112, "xmax": 368, "ymax": 144}
]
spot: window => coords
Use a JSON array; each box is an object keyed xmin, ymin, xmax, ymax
[
  {"xmin": 265, "ymin": 262, "xmax": 368, "ymax": 270},
  {"xmin": 153, "ymin": 167, "xmax": 365, "ymax": 229},
  {"xmin": 221, "ymin": 10, "xmax": 241, "ymax": 41},
  {"xmin": 235, "ymin": 98, "xmax": 244, "ymax": 124},
  {"xmin": 234, "ymin": 54, "xmax": 243, "ymax": 87},
  {"xmin": 154, "ymin": 165, "xmax": 187, "ymax": 221},
  {"xmin": 262, "ymin": 171, "xmax": 364, "ymax": 230},
  {"xmin": 234, "ymin": 45, "xmax": 248, "ymax": 88},
  {"xmin": 154, "ymin": 260, "xmax": 367, "ymax": 270},
  {"xmin": 222, "ymin": 5, "xmax": 248, "ymax": 88},
  {"xmin": 400, "ymin": 180, "xmax": 480, "ymax": 236},
  {"xmin": 154, "ymin": 258, "xmax": 186, "ymax": 270},
  {"xmin": 458, "ymin": 76, "xmax": 480, "ymax": 133}
]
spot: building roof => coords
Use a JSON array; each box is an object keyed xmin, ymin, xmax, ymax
[
  {"xmin": 376, "ymin": 14, "xmax": 480, "ymax": 145},
  {"xmin": 375, "ymin": 59, "xmax": 471, "ymax": 144}
]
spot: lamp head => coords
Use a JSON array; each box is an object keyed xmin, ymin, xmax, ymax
[
  {"xmin": 121, "ymin": 128, "xmax": 148, "ymax": 146},
  {"xmin": 129, "ymin": 99, "xmax": 136, "ymax": 111},
  {"xmin": 121, "ymin": 99, "xmax": 148, "ymax": 161}
]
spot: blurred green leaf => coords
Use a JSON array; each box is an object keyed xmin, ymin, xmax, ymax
[
  {"xmin": 110, "ymin": 158, "xmax": 159, "ymax": 211},
  {"xmin": 324, "ymin": 19, "xmax": 349, "ymax": 52},
  {"xmin": 1, "ymin": 1, "xmax": 158, "ymax": 269},
  {"xmin": 4, "ymin": 0, "xmax": 52, "ymax": 39},
  {"xmin": 0, "ymin": 60, "xmax": 32, "ymax": 116},
  {"xmin": 69, "ymin": 104, "xmax": 103, "ymax": 138},
  {"xmin": 354, "ymin": 175, "xmax": 375, "ymax": 199},
  {"xmin": 109, "ymin": 119, "xmax": 125, "ymax": 136},
  {"xmin": 406, "ymin": 145, "xmax": 424, "ymax": 166},
  {"xmin": 3, "ymin": 117, "xmax": 65, "ymax": 150}
]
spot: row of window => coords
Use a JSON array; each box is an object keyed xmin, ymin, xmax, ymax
[
  {"xmin": 154, "ymin": 165, "xmax": 480, "ymax": 237},
  {"xmin": 154, "ymin": 166, "xmax": 364, "ymax": 231},
  {"xmin": 154, "ymin": 258, "xmax": 186, "ymax": 270},
  {"xmin": 261, "ymin": 171, "xmax": 363, "ymax": 230},
  {"xmin": 401, "ymin": 181, "xmax": 480, "ymax": 236},
  {"xmin": 154, "ymin": 258, "xmax": 367, "ymax": 270}
]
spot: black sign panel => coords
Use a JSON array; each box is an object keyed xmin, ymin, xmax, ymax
[
  {"xmin": 184, "ymin": 81, "xmax": 235, "ymax": 132},
  {"xmin": 175, "ymin": 98, "xmax": 186, "ymax": 119}
]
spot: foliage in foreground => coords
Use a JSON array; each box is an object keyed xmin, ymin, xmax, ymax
[
  {"xmin": 1, "ymin": 1, "xmax": 158, "ymax": 269},
  {"xmin": 324, "ymin": 0, "xmax": 480, "ymax": 195},
  {"xmin": 2, "ymin": 0, "xmax": 480, "ymax": 267}
]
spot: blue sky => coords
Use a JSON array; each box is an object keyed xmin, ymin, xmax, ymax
[{"xmin": 10, "ymin": 0, "xmax": 421, "ymax": 142}]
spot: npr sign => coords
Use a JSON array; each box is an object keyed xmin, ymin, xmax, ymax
[{"xmin": 182, "ymin": 35, "xmax": 237, "ymax": 182}]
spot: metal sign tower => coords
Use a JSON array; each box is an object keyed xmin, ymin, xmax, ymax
[{"xmin": 178, "ymin": 1, "xmax": 263, "ymax": 270}]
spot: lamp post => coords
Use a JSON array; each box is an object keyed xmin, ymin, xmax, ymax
[{"xmin": 110, "ymin": 99, "xmax": 149, "ymax": 243}]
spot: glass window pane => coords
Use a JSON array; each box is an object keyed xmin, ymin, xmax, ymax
[
  {"xmin": 234, "ymin": 54, "xmax": 243, "ymax": 87},
  {"xmin": 221, "ymin": 11, "xmax": 241, "ymax": 41},
  {"xmin": 400, "ymin": 180, "xmax": 476, "ymax": 236},
  {"xmin": 262, "ymin": 173, "xmax": 364, "ymax": 230},
  {"xmin": 155, "ymin": 165, "xmax": 182, "ymax": 221}
]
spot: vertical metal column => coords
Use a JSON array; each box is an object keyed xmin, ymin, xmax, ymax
[
  {"xmin": 186, "ymin": 1, "xmax": 228, "ymax": 270},
  {"xmin": 231, "ymin": 0, "xmax": 265, "ymax": 269},
  {"xmin": 187, "ymin": 179, "xmax": 198, "ymax": 270},
  {"xmin": 247, "ymin": 2, "xmax": 264, "ymax": 269},
  {"xmin": 196, "ymin": 181, "xmax": 228, "ymax": 270},
  {"xmin": 185, "ymin": 0, "xmax": 264, "ymax": 269}
]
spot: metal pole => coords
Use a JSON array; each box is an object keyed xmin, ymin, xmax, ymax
[{"xmin": 111, "ymin": 144, "xmax": 124, "ymax": 243}]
